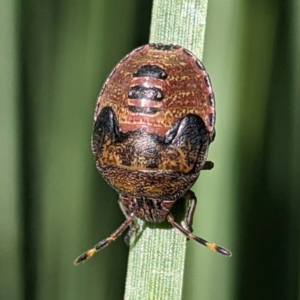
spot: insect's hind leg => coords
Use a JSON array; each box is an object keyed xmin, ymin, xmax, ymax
[
  {"xmin": 74, "ymin": 213, "xmax": 134, "ymax": 265},
  {"xmin": 167, "ymin": 213, "xmax": 231, "ymax": 256}
]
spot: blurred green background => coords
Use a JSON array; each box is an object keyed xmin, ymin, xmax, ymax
[{"xmin": 1, "ymin": 0, "xmax": 300, "ymax": 299}]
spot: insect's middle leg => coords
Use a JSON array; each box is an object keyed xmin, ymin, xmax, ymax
[
  {"xmin": 183, "ymin": 190, "xmax": 197, "ymax": 232},
  {"xmin": 202, "ymin": 160, "xmax": 214, "ymax": 170},
  {"xmin": 119, "ymin": 197, "xmax": 138, "ymax": 245}
]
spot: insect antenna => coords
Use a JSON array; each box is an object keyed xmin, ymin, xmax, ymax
[
  {"xmin": 167, "ymin": 213, "xmax": 232, "ymax": 256},
  {"xmin": 74, "ymin": 213, "xmax": 135, "ymax": 265}
]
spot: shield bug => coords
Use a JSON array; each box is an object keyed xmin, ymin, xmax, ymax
[{"xmin": 74, "ymin": 43, "xmax": 231, "ymax": 265}]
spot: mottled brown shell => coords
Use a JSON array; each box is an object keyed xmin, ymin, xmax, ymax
[
  {"xmin": 94, "ymin": 44, "xmax": 215, "ymax": 138},
  {"xmin": 71, "ymin": 45, "xmax": 231, "ymax": 264}
]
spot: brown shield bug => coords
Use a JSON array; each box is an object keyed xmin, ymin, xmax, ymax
[{"xmin": 74, "ymin": 43, "xmax": 231, "ymax": 265}]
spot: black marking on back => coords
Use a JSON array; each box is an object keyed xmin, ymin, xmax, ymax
[
  {"xmin": 208, "ymin": 93, "xmax": 215, "ymax": 107},
  {"xmin": 211, "ymin": 130, "xmax": 216, "ymax": 142},
  {"xmin": 209, "ymin": 113, "xmax": 215, "ymax": 127},
  {"xmin": 183, "ymin": 48, "xmax": 194, "ymax": 57},
  {"xmin": 195, "ymin": 59, "xmax": 205, "ymax": 71},
  {"xmin": 128, "ymin": 86, "xmax": 164, "ymax": 101},
  {"xmin": 204, "ymin": 75, "xmax": 211, "ymax": 88},
  {"xmin": 146, "ymin": 162, "xmax": 159, "ymax": 168},
  {"xmin": 128, "ymin": 106, "xmax": 161, "ymax": 114},
  {"xmin": 149, "ymin": 43, "xmax": 181, "ymax": 51},
  {"xmin": 134, "ymin": 65, "xmax": 167, "ymax": 79}
]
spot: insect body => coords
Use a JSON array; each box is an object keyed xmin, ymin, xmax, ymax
[{"xmin": 74, "ymin": 43, "xmax": 231, "ymax": 265}]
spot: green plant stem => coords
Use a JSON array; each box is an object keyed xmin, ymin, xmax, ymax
[
  {"xmin": 124, "ymin": 1, "xmax": 208, "ymax": 299},
  {"xmin": 0, "ymin": 1, "xmax": 22, "ymax": 299}
]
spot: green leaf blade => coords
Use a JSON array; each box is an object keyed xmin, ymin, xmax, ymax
[{"xmin": 125, "ymin": 1, "xmax": 209, "ymax": 299}]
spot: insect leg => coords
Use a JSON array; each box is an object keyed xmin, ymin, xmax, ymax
[
  {"xmin": 183, "ymin": 190, "xmax": 197, "ymax": 232},
  {"xmin": 74, "ymin": 213, "xmax": 134, "ymax": 265},
  {"xmin": 202, "ymin": 161, "xmax": 214, "ymax": 170},
  {"xmin": 167, "ymin": 213, "xmax": 231, "ymax": 256},
  {"xmin": 119, "ymin": 198, "xmax": 138, "ymax": 245}
]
